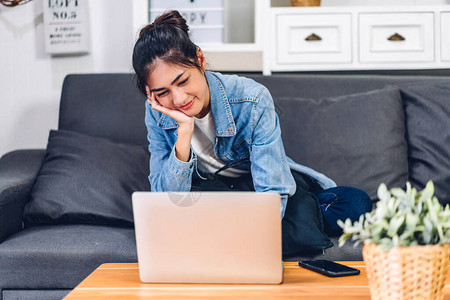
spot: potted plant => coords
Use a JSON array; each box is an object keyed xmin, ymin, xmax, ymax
[{"xmin": 338, "ymin": 181, "xmax": 450, "ymax": 300}]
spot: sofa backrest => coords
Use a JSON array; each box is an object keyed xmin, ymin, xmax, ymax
[
  {"xmin": 245, "ymin": 73, "xmax": 450, "ymax": 203},
  {"xmin": 58, "ymin": 72, "xmax": 449, "ymax": 203},
  {"xmin": 59, "ymin": 73, "xmax": 449, "ymax": 147},
  {"xmin": 59, "ymin": 74, "xmax": 148, "ymax": 146},
  {"xmin": 245, "ymin": 73, "xmax": 441, "ymax": 99}
]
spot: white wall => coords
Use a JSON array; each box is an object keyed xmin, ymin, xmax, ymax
[
  {"xmin": 224, "ymin": 0, "xmax": 254, "ymax": 43},
  {"xmin": 0, "ymin": 0, "xmax": 145, "ymax": 157}
]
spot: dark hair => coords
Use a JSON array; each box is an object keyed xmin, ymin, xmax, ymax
[{"xmin": 132, "ymin": 10, "xmax": 201, "ymax": 97}]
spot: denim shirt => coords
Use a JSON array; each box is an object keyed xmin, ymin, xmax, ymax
[{"xmin": 145, "ymin": 71, "xmax": 336, "ymax": 218}]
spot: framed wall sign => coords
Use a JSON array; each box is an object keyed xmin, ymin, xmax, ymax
[
  {"xmin": 149, "ymin": 0, "xmax": 224, "ymax": 44},
  {"xmin": 43, "ymin": 0, "xmax": 90, "ymax": 55}
]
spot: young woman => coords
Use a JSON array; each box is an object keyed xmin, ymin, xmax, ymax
[{"xmin": 132, "ymin": 11, "xmax": 372, "ymax": 254}]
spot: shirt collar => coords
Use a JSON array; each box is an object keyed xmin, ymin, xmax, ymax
[{"xmin": 206, "ymin": 71, "xmax": 236, "ymax": 137}]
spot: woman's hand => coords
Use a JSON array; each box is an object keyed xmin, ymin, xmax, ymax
[{"xmin": 146, "ymin": 86, "xmax": 194, "ymax": 130}]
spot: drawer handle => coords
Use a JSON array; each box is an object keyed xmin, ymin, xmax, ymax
[
  {"xmin": 305, "ymin": 33, "xmax": 322, "ymax": 41},
  {"xmin": 387, "ymin": 33, "xmax": 405, "ymax": 41}
]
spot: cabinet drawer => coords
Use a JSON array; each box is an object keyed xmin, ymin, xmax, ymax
[
  {"xmin": 442, "ymin": 12, "xmax": 450, "ymax": 61},
  {"xmin": 359, "ymin": 13, "xmax": 434, "ymax": 63},
  {"xmin": 276, "ymin": 13, "xmax": 352, "ymax": 65}
]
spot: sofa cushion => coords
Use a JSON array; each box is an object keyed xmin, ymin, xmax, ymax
[
  {"xmin": 0, "ymin": 225, "xmax": 137, "ymax": 290},
  {"xmin": 277, "ymin": 87, "xmax": 408, "ymax": 201},
  {"xmin": 24, "ymin": 130, "xmax": 150, "ymax": 227},
  {"xmin": 395, "ymin": 81, "xmax": 450, "ymax": 206}
]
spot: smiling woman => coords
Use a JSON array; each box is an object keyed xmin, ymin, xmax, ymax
[
  {"xmin": 145, "ymin": 59, "xmax": 210, "ymax": 163},
  {"xmin": 131, "ymin": 10, "xmax": 372, "ymax": 256}
]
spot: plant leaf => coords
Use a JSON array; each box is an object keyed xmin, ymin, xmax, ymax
[{"xmin": 377, "ymin": 183, "xmax": 390, "ymax": 202}]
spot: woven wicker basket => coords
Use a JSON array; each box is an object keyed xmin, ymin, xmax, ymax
[
  {"xmin": 290, "ymin": 0, "xmax": 321, "ymax": 6},
  {"xmin": 362, "ymin": 243, "xmax": 450, "ymax": 300}
]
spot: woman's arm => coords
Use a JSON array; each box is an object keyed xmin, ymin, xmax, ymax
[
  {"xmin": 145, "ymin": 102, "xmax": 195, "ymax": 192},
  {"xmin": 249, "ymin": 88, "xmax": 296, "ymax": 218}
]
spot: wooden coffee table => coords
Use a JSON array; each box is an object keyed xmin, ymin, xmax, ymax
[{"xmin": 65, "ymin": 261, "xmax": 450, "ymax": 299}]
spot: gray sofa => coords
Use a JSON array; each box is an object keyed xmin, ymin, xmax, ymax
[{"xmin": 0, "ymin": 72, "xmax": 449, "ymax": 299}]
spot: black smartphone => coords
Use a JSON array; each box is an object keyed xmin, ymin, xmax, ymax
[{"xmin": 298, "ymin": 260, "xmax": 360, "ymax": 277}]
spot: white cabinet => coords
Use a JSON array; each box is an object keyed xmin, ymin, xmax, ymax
[
  {"xmin": 359, "ymin": 13, "xmax": 434, "ymax": 63},
  {"xmin": 266, "ymin": 6, "xmax": 450, "ymax": 74},
  {"xmin": 276, "ymin": 13, "xmax": 352, "ymax": 64},
  {"xmin": 441, "ymin": 12, "xmax": 450, "ymax": 62}
]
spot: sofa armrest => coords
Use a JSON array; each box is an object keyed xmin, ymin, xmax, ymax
[{"xmin": 0, "ymin": 149, "xmax": 45, "ymax": 242}]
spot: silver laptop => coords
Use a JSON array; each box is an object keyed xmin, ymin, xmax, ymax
[{"xmin": 132, "ymin": 191, "xmax": 283, "ymax": 284}]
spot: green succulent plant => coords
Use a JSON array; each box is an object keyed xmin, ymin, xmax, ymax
[{"xmin": 338, "ymin": 181, "xmax": 450, "ymax": 252}]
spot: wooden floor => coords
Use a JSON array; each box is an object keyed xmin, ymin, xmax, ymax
[{"xmin": 65, "ymin": 262, "xmax": 450, "ymax": 299}]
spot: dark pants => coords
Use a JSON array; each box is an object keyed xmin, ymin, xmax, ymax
[
  {"xmin": 314, "ymin": 187, "xmax": 372, "ymax": 236},
  {"xmin": 192, "ymin": 170, "xmax": 372, "ymax": 237},
  {"xmin": 298, "ymin": 170, "xmax": 372, "ymax": 237}
]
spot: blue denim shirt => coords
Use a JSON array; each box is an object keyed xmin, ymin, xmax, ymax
[{"xmin": 145, "ymin": 71, "xmax": 336, "ymax": 218}]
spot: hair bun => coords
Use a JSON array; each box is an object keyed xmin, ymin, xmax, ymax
[
  {"xmin": 138, "ymin": 23, "xmax": 155, "ymax": 38},
  {"xmin": 140, "ymin": 10, "xmax": 189, "ymax": 38}
]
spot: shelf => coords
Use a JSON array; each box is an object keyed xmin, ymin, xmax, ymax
[
  {"xmin": 136, "ymin": 1, "xmax": 450, "ymax": 74},
  {"xmin": 199, "ymin": 43, "xmax": 262, "ymax": 52}
]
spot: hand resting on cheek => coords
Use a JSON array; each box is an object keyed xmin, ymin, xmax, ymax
[{"xmin": 145, "ymin": 85, "xmax": 194, "ymax": 129}]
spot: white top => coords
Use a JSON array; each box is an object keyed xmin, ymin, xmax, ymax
[{"xmin": 191, "ymin": 111, "xmax": 249, "ymax": 178}]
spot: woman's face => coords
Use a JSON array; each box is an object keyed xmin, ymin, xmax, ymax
[{"xmin": 146, "ymin": 56, "xmax": 210, "ymax": 119}]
